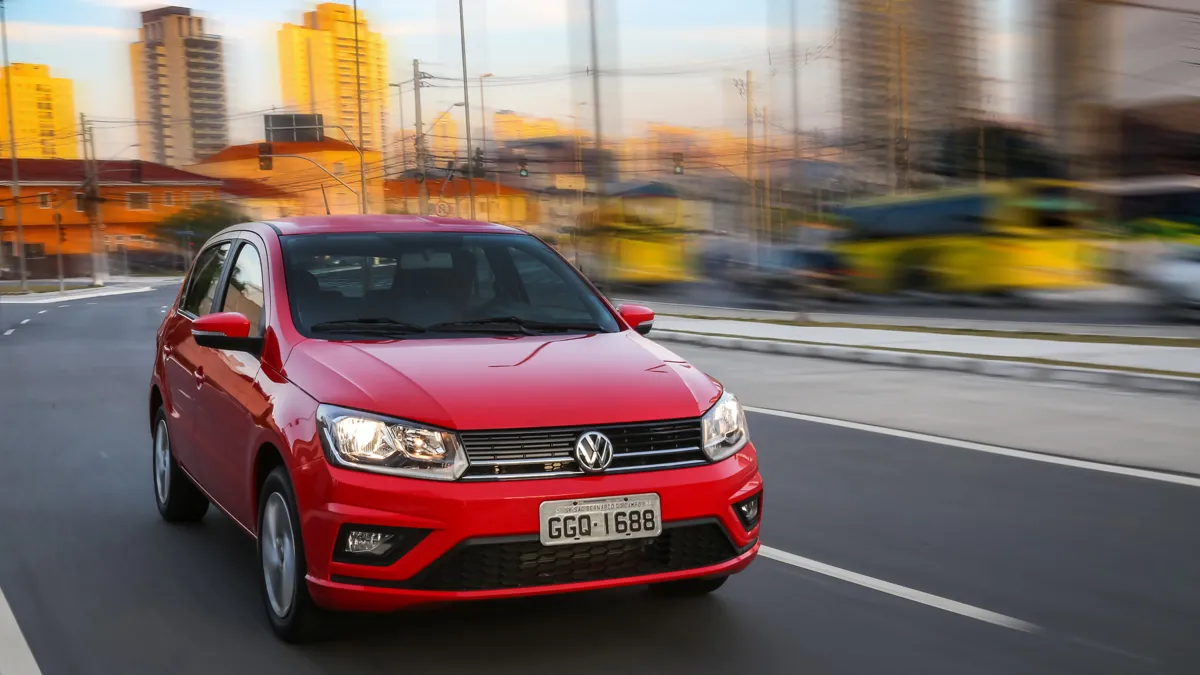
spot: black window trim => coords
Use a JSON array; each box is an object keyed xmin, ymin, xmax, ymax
[
  {"xmin": 178, "ymin": 234, "xmax": 240, "ymax": 320},
  {"xmin": 215, "ymin": 234, "xmax": 269, "ymax": 337}
]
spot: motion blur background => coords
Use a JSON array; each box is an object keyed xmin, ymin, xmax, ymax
[
  {"xmin": 0, "ymin": 0, "xmax": 1196, "ymax": 318},
  {"xmin": 3, "ymin": 3, "xmax": 1200, "ymax": 674}
]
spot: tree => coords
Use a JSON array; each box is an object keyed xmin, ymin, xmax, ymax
[{"xmin": 155, "ymin": 200, "xmax": 249, "ymax": 245}]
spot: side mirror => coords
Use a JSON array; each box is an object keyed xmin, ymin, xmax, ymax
[
  {"xmin": 618, "ymin": 304, "xmax": 654, "ymax": 336},
  {"xmin": 192, "ymin": 312, "xmax": 262, "ymax": 354}
]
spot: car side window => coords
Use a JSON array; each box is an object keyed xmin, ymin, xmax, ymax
[
  {"xmin": 181, "ymin": 242, "xmax": 231, "ymax": 316},
  {"xmin": 221, "ymin": 243, "xmax": 266, "ymax": 338}
]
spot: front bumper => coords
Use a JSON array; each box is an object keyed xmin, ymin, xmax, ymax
[{"xmin": 294, "ymin": 445, "xmax": 762, "ymax": 612}]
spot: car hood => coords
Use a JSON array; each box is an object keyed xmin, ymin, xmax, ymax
[{"xmin": 284, "ymin": 331, "xmax": 722, "ymax": 430}]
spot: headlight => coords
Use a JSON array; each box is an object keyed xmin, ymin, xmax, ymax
[
  {"xmin": 701, "ymin": 391, "xmax": 749, "ymax": 462},
  {"xmin": 316, "ymin": 404, "xmax": 468, "ymax": 481}
]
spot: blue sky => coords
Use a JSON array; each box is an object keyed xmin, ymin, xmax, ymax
[{"xmin": 8, "ymin": 0, "xmax": 1019, "ymax": 158}]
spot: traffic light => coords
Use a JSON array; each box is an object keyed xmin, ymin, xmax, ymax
[
  {"xmin": 518, "ymin": 157, "xmax": 528, "ymax": 178},
  {"xmin": 672, "ymin": 152, "xmax": 684, "ymax": 175},
  {"xmin": 472, "ymin": 147, "xmax": 485, "ymax": 176},
  {"xmin": 258, "ymin": 142, "xmax": 273, "ymax": 171}
]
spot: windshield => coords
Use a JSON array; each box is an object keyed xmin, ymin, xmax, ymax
[{"xmin": 280, "ymin": 232, "xmax": 621, "ymax": 338}]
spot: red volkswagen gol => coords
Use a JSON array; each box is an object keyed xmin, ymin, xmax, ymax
[{"xmin": 148, "ymin": 216, "xmax": 762, "ymax": 642}]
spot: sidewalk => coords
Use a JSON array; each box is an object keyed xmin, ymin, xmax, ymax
[{"xmin": 0, "ymin": 277, "xmax": 180, "ymax": 304}]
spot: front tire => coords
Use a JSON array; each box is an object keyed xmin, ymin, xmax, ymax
[
  {"xmin": 152, "ymin": 408, "xmax": 209, "ymax": 523},
  {"xmin": 649, "ymin": 575, "xmax": 729, "ymax": 597},
  {"xmin": 258, "ymin": 466, "xmax": 324, "ymax": 643}
]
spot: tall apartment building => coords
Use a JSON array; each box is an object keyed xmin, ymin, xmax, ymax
[
  {"xmin": 839, "ymin": 0, "xmax": 981, "ymax": 180},
  {"xmin": 130, "ymin": 7, "xmax": 229, "ymax": 167},
  {"xmin": 278, "ymin": 3, "xmax": 388, "ymax": 152},
  {"xmin": 0, "ymin": 64, "xmax": 78, "ymax": 159}
]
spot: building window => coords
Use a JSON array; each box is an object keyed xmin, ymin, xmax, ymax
[
  {"xmin": 333, "ymin": 162, "xmax": 345, "ymax": 175},
  {"xmin": 127, "ymin": 192, "xmax": 151, "ymax": 211},
  {"xmin": 24, "ymin": 243, "xmax": 46, "ymax": 259},
  {"xmin": 164, "ymin": 192, "xmax": 174, "ymax": 206},
  {"xmin": 75, "ymin": 193, "xmax": 86, "ymax": 212},
  {"xmin": 189, "ymin": 191, "xmax": 208, "ymax": 205},
  {"xmin": 37, "ymin": 193, "xmax": 51, "ymax": 209}
]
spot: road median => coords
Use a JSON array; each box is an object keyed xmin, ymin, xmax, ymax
[{"xmin": 653, "ymin": 328, "xmax": 1200, "ymax": 398}]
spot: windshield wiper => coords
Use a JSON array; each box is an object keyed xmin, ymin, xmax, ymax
[
  {"xmin": 428, "ymin": 316, "xmax": 605, "ymax": 335},
  {"xmin": 310, "ymin": 318, "xmax": 427, "ymax": 335}
]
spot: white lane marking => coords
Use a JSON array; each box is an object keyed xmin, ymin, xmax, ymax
[
  {"xmin": 19, "ymin": 319, "xmax": 29, "ymax": 325},
  {"xmin": 0, "ymin": 585, "xmax": 43, "ymax": 675},
  {"xmin": 56, "ymin": 305, "xmax": 68, "ymax": 308},
  {"xmin": 746, "ymin": 406, "xmax": 1200, "ymax": 489},
  {"xmin": 86, "ymin": 302, "xmax": 97, "ymax": 305},
  {"xmin": 37, "ymin": 310, "xmax": 47, "ymax": 315},
  {"xmin": 759, "ymin": 545, "xmax": 1040, "ymax": 633},
  {"xmin": 2, "ymin": 329, "xmax": 13, "ymax": 336}
]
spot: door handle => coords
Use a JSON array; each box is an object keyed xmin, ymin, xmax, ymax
[{"xmin": 194, "ymin": 368, "xmax": 205, "ymax": 387}]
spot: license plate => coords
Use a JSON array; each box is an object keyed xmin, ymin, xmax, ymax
[{"xmin": 539, "ymin": 493, "xmax": 662, "ymax": 546}]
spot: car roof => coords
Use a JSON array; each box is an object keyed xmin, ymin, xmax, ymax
[{"xmin": 265, "ymin": 215, "xmax": 526, "ymax": 237}]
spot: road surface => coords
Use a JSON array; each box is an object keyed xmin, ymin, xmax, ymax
[{"xmin": 1, "ymin": 285, "xmax": 1197, "ymax": 674}]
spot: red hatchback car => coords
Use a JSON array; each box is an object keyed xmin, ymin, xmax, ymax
[{"xmin": 149, "ymin": 216, "xmax": 762, "ymax": 642}]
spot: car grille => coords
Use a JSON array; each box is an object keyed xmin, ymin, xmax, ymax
[
  {"xmin": 406, "ymin": 521, "xmax": 740, "ymax": 592},
  {"xmin": 459, "ymin": 419, "xmax": 708, "ymax": 481}
]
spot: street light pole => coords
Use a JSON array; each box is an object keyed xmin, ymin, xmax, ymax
[
  {"xmin": 479, "ymin": 73, "xmax": 493, "ymax": 209},
  {"xmin": 1, "ymin": 0, "xmax": 27, "ymax": 290},
  {"xmin": 457, "ymin": 0, "xmax": 476, "ymax": 220}
]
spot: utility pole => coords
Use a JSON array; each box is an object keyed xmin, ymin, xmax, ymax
[
  {"xmin": 899, "ymin": 23, "xmax": 910, "ymax": 192},
  {"xmin": 89, "ymin": 118, "xmax": 108, "ymax": 283},
  {"xmin": 2, "ymin": 0, "xmax": 26, "ymax": 290},
  {"xmin": 746, "ymin": 69, "xmax": 757, "ymax": 256},
  {"xmin": 457, "ymin": 0, "xmax": 476, "ymax": 220},
  {"xmin": 412, "ymin": 59, "xmax": 428, "ymax": 215},
  {"xmin": 790, "ymin": 0, "xmax": 800, "ymax": 158},
  {"xmin": 588, "ymin": 0, "xmax": 605, "ymax": 194},
  {"xmin": 763, "ymin": 106, "xmax": 771, "ymax": 242},
  {"xmin": 351, "ymin": 0, "xmax": 368, "ymax": 214},
  {"xmin": 390, "ymin": 83, "xmax": 407, "ymax": 174},
  {"xmin": 81, "ymin": 114, "xmax": 103, "ymax": 286}
]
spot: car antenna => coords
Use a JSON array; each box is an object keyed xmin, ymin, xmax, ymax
[{"xmin": 320, "ymin": 185, "xmax": 331, "ymax": 215}]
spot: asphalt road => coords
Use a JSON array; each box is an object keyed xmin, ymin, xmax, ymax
[
  {"xmin": 1, "ymin": 284, "xmax": 1198, "ymax": 674},
  {"xmin": 620, "ymin": 279, "xmax": 1164, "ymax": 325}
]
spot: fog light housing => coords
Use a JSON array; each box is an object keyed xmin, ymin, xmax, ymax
[
  {"xmin": 333, "ymin": 525, "xmax": 431, "ymax": 566},
  {"xmin": 346, "ymin": 531, "xmax": 394, "ymax": 555},
  {"xmin": 733, "ymin": 492, "xmax": 762, "ymax": 531}
]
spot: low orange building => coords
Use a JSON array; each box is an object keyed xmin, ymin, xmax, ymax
[
  {"xmin": 384, "ymin": 177, "xmax": 533, "ymax": 225},
  {"xmin": 0, "ymin": 158, "xmax": 222, "ymax": 278},
  {"xmin": 187, "ymin": 138, "xmax": 384, "ymax": 216}
]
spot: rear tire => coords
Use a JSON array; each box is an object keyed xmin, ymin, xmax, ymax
[
  {"xmin": 152, "ymin": 408, "xmax": 209, "ymax": 523},
  {"xmin": 258, "ymin": 466, "xmax": 325, "ymax": 643},
  {"xmin": 649, "ymin": 575, "xmax": 729, "ymax": 597}
]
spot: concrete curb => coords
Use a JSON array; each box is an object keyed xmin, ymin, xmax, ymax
[
  {"xmin": 0, "ymin": 285, "xmax": 155, "ymax": 304},
  {"xmin": 653, "ymin": 330, "xmax": 1200, "ymax": 398}
]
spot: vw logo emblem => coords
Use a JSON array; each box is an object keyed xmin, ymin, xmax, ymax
[{"xmin": 574, "ymin": 431, "xmax": 614, "ymax": 474}]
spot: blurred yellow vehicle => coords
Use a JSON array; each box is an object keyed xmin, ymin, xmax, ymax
[
  {"xmin": 832, "ymin": 180, "xmax": 1098, "ymax": 296},
  {"xmin": 581, "ymin": 182, "xmax": 696, "ymax": 286}
]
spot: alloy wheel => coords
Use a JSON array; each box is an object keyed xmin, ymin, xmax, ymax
[
  {"xmin": 153, "ymin": 419, "xmax": 172, "ymax": 505},
  {"xmin": 261, "ymin": 492, "xmax": 297, "ymax": 618}
]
